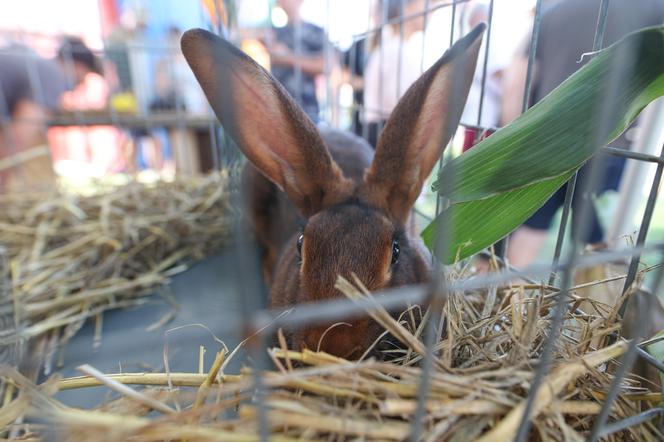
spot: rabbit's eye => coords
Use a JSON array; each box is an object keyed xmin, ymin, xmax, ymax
[
  {"xmin": 297, "ymin": 234, "xmax": 304, "ymax": 257},
  {"xmin": 391, "ymin": 240, "xmax": 400, "ymax": 265}
]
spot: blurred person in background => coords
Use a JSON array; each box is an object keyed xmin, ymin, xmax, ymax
[
  {"xmin": 501, "ymin": 0, "xmax": 664, "ymax": 268},
  {"xmin": 363, "ymin": 0, "xmax": 428, "ymax": 148},
  {"xmin": 342, "ymin": 36, "xmax": 368, "ymax": 138},
  {"xmin": 0, "ymin": 36, "xmax": 101, "ymax": 191},
  {"xmin": 48, "ymin": 36, "xmax": 126, "ymax": 179},
  {"xmin": 105, "ymin": 7, "xmax": 152, "ymax": 114},
  {"xmin": 458, "ymin": 0, "xmax": 530, "ymax": 151},
  {"xmin": 459, "ymin": 1, "xmax": 500, "ymax": 129},
  {"xmin": 152, "ymin": 26, "xmax": 208, "ymax": 115},
  {"xmin": 149, "ymin": 25, "xmax": 210, "ymax": 176},
  {"xmin": 266, "ymin": 0, "xmax": 327, "ymax": 123},
  {"xmin": 105, "ymin": 7, "xmax": 159, "ymax": 173},
  {"xmin": 153, "ymin": 25, "xmax": 212, "ymax": 117}
]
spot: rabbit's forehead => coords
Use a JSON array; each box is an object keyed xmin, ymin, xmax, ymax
[
  {"xmin": 302, "ymin": 203, "xmax": 396, "ymax": 291},
  {"xmin": 305, "ymin": 203, "xmax": 394, "ymax": 241}
]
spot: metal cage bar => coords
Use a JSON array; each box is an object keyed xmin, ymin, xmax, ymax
[
  {"xmin": 475, "ymin": 0, "xmax": 494, "ymax": 127},
  {"xmin": 549, "ymin": 0, "xmax": 611, "ymax": 283},
  {"xmin": 589, "ymin": 263, "xmax": 664, "ymax": 441},
  {"xmin": 409, "ymin": 6, "xmax": 468, "ymax": 432},
  {"xmin": 619, "ymin": 143, "xmax": 664, "ymax": 313}
]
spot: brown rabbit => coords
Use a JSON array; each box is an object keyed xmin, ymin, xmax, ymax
[{"xmin": 181, "ymin": 24, "xmax": 485, "ymax": 358}]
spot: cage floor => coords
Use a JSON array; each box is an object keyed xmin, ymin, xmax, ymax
[{"xmin": 53, "ymin": 251, "xmax": 247, "ymax": 408}]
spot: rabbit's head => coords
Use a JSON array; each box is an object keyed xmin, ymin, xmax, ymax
[{"xmin": 182, "ymin": 25, "xmax": 484, "ymax": 357}]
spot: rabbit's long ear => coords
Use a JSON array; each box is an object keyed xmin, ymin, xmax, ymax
[
  {"xmin": 363, "ymin": 24, "xmax": 485, "ymax": 222},
  {"xmin": 181, "ymin": 29, "xmax": 351, "ymax": 216}
]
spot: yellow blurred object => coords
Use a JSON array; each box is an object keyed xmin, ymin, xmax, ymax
[
  {"xmin": 202, "ymin": 0, "xmax": 228, "ymax": 28},
  {"xmin": 241, "ymin": 39, "xmax": 271, "ymax": 71},
  {"xmin": 110, "ymin": 92, "xmax": 138, "ymax": 114}
]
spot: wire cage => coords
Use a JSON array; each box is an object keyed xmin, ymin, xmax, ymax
[{"xmin": 0, "ymin": 0, "xmax": 663, "ymax": 440}]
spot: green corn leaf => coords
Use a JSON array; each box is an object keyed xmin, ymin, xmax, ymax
[
  {"xmin": 423, "ymin": 26, "xmax": 664, "ymax": 262},
  {"xmin": 422, "ymin": 172, "xmax": 573, "ymax": 263}
]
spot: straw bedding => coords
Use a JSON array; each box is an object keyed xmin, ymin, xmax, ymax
[
  {"xmin": 0, "ymin": 173, "xmax": 233, "ymax": 371},
  {"xmin": 0, "ymin": 178, "xmax": 662, "ymax": 441}
]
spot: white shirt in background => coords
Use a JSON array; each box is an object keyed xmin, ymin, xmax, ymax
[
  {"xmin": 361, "ymin": 1, "xmax": 531, "ymax": 128},
  {"xmin": 363, "ymin": 28, "xmax": 426, "ymax": 123}
]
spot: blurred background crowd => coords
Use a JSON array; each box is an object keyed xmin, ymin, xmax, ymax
[
  {"xmin": 0, "ymin": 0, "xmax": 539, "ymax": 185},
  {"xmin": 0, "ymin": 0, "xmax": 662, "ymax": 267}
]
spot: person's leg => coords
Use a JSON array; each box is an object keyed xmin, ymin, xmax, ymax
[
  {"xmin": 571, "ymin": 192, "xmax": 604, "ymax": 246},
  {"xmin": 123, "ymin": 134, "xmax": 137, "ymax": 174},
  {"xmin": 507, "ymin": 185, "xmax": 566, "ymax": 268},
  {"xmin": 571, "ymin": 159, "xmax": 621, "ymax": 247},
  {"xmin": 507, "ymin": 226, "xmax": 550, "ymax": 268},
  {"xmin": 144, "ymin": 134, "xmax": 163, "ymax": 170},
  {"xmin": 367, "ymin": 121, "xmax": 379, "ymax": 149}
]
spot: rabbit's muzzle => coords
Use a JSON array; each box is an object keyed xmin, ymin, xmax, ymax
[{"xmin": 297, "ymin": 319, "xmax": 376, "ymax": 359}]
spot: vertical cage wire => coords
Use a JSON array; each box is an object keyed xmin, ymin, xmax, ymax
[
  {"xmin": 419, "ymin": 0, "xmax": 431, "ymax": 75},
  {"xmin": 395, "ymin": 0, "xmax": 405, "ymax": 112},
  {"xmin": 411, "ymin": 1, "xmax": 472, "ymax": 438},
  {"xmin": 0, "ymin": 245, "xmax": 19, "ymax": 367},
  {"xmin": 361, "ymin": 0, "xmax": 373, "ymax": 143},
  {"xmin": 589, "ymin": 265, "xmax": 664, "ymax": 441},
  {"xmin": 520, "ymin": 0, "xmax": 544, "ymax": 114},
  {"xmin": 497, "ymin": 0, "xmax": 542, "ymax": 262},
  {"xmin": 515, "ymin": 1, "xmax": 628, "ymax": 438},
  {"xmin": 619, "ymin": 143, "xmax": 664, "ymax": 311},
  {"xmin": 475, "ymin": 0, "xmax": 493, "ymax": 128},
  {"xmin": 433, "ymin": 0, "xmax": 458, "ymax": 223},
  {"xmin": 0, "ymin": 72, "xmax": 21, "ymax": 184},
  {"xmin": 549, "ymin": 0, "xmax": 610, "ymax": 283}
]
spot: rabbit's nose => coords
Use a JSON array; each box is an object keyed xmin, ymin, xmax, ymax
[{"xmin": 299, "ymin": 319, "xmax": 371, "ymax": 359}]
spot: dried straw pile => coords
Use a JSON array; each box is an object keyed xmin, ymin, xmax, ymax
[
  {"xmin": 0, "ymin": 173, "xmax": 233, "ymax": 371},
  {"xmin": 1, "ymin": 270, "xmax": 661, "ymax": 441}
]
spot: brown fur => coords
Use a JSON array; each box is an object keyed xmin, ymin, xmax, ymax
[{"xmin": 181, "ymin": 24, "xmax": 485, "ymax": 357}]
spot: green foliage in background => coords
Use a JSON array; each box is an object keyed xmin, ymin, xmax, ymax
[{"xmin": 422, "ymin": 26, "xmax": 664, "ymax": 263}]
